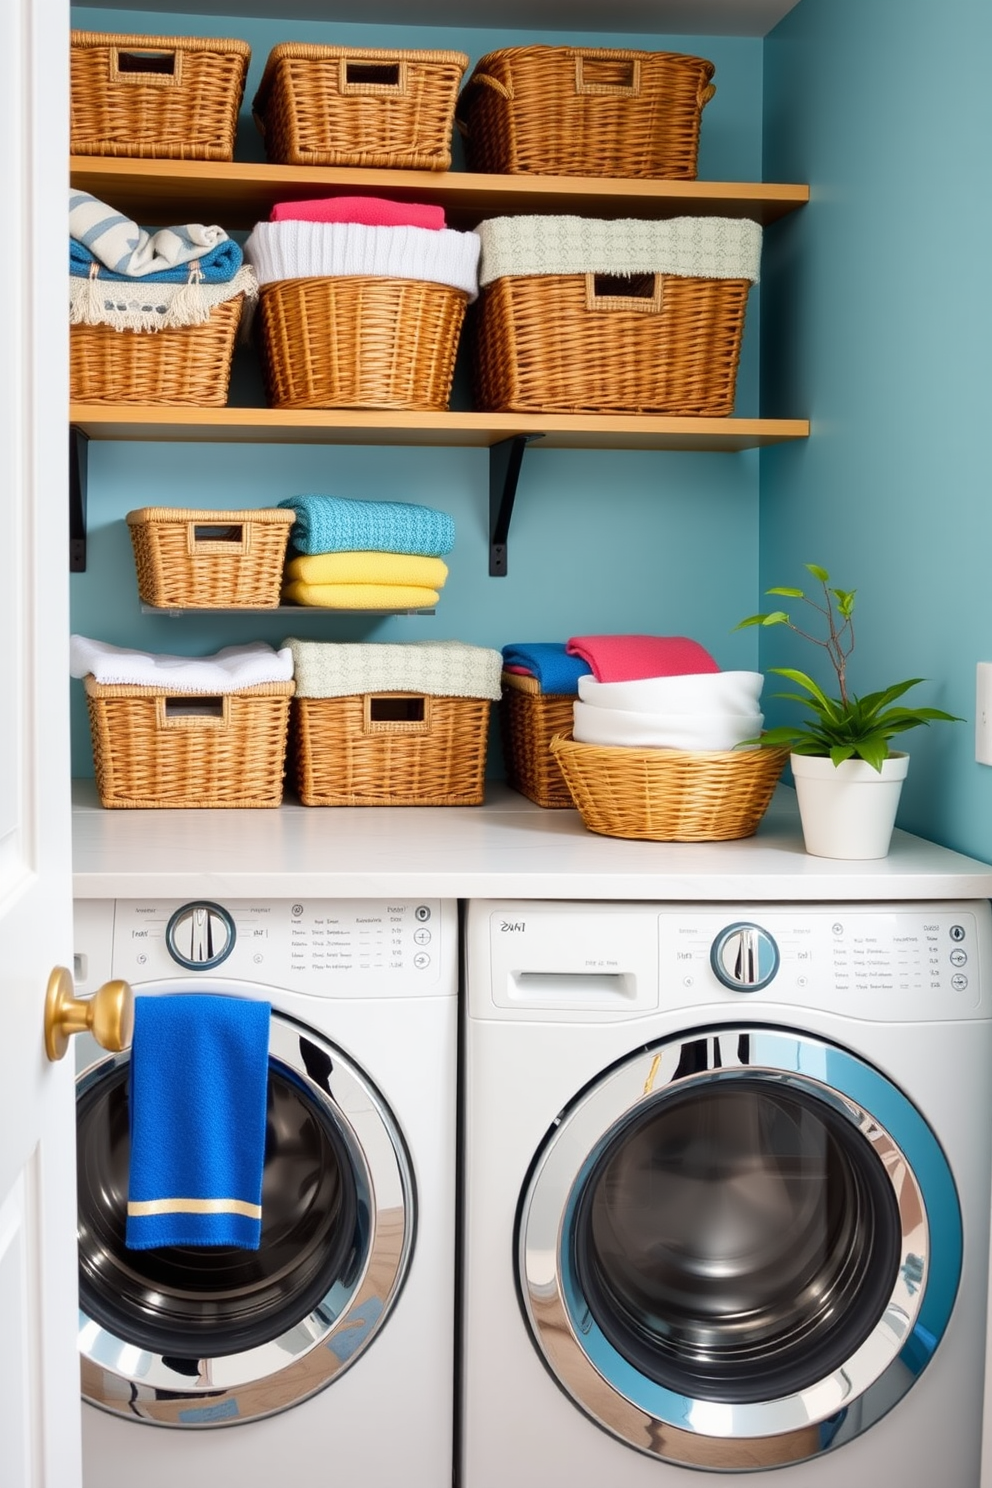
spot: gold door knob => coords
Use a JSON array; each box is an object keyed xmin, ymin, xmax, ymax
[{"xmin": 44, "ymin": 966, "xmax": 134, "ymax": 1062}]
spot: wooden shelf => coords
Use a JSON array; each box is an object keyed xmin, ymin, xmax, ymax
[
  {"xmin": 71, "ymin": 405, "xmax": 809, "ymax": 451},
  {"xmin": 69, "ymin": 157, "xmax": 809, "ymax": 233},
  {"xmin": 140, "ymin": 603, "xmax": 436, "ymax": 616}
]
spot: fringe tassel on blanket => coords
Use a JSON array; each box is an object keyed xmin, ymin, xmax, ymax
[{"xmin": 69, "ymin": 264, "xmax": 258, "ymax": 334}]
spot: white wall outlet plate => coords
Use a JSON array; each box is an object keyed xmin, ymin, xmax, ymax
[{"xmin": 976, "ymin": 663, "xmax": 992, "ymax": 766}]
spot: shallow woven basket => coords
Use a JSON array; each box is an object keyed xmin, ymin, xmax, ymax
[
  {"xmin": 549, "ymin": 735, "xmax": 788, "ymax": 841},
  {"xmin": 84, "ymin": 678, "xmax": 294, "ymax": 809},
  {"xmin": 499, "ymin": 674, "xmax": 575, "ymax": 808},
  {"xmin": 126, "ymin": 507, "xmax": 296, "ymax": 609},
  {"xmin": 70, "ymin": 296, "xmax": 243, "ymax": 406},
  {"xmin": 258, "ymin": 277, "xmax": 467, "ymax": 412},
  {"xmin": 70, "ymin": 31, "xmax": 250, "ymax": 161},
  {"xmin": 252, "ymin": 43, "xmax": 468, "ymax": 169},
  {"xmin": 473, "ymin": 273, "xmax": 751, "ymax": 416},
  {"xmin": 456, "ymin": 46, "xmax": 715, "ymax": 179},
  {"xmin": 292, "ymin": 693, "xmax": 491, "ymax": 806}
]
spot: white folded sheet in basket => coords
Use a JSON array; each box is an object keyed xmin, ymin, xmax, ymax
[
  {"xmin": 572, "ymin": 701, "xmax": 764, "ymax": 751},
  {"xmin": 70, "ymin": 636, "xmax": 294, "ymax": 691},
  {"xmin": 286, "ymin": 639, "xmax": 503, "ymax": 700},
  {"xmin": 244, "ymin": 221, "xmax": 481, "ymax": 300},
  {"xmin": 578, "ymin": 670, "xmax": 765, "ymax": 714}
]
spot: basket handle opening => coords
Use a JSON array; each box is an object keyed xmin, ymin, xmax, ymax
[
  {"xmin": 585, "ymin": 272, "xmax": 663, "ymax": 315},
  {"xmin": 158, "ymin": 695, "xmax": 229, "ymax": 728},
  {"xmin": 340, "ymin": 59, "xmax": 406, "ymax": 94},
  {"xmin": 575, "ymin": 55, "xmax": 641, "ymax": 97},
  {"xmin": 363, "ymin": 693, "xmax": 432, "ymax": 735},
  {"xmin": 111, "ymin": 48, "xmax": 183, "ymax": 87},
  {"xmin": 190, "ymin": 522, "xmax": 249, "ymax": 555}
]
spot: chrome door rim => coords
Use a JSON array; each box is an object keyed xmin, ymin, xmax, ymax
[
  {"xmin": 517, "ymin": 1026, "xmax": 960, "ymax": 1470},
  {"xmin": 77, "ymin": 1004, "xmax": 415, "ymax": 1426}
]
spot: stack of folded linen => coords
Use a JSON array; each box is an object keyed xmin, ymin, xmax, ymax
[
  {"xmin": 565, "ymin": 633, "xmax": 764, "ymax": 751},
  {"xmin": 279, "ymin": 494, "xmax": 454, "ymax": 610},
  {"xmin": 69, "ymin": 189, "xmax": 256, "ymax": 333},
  {"xmin": 501, "ymin": 641, "xmax": 592, "ymax": 696}
]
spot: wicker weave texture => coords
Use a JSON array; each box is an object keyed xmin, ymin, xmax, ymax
[
  {"xmin": 457, "ymin": 46, "xmax": 714, "ymax": 179},
  {"xmin": 258, "ymin": 277, "xmax": 467, "ymax": 412},
  {"xmin": 499, "ymin": 681, "xmax": 575, "ymax": 808},
  {"xmin": 84, "ymin": 679, "xmax": 294, "ymax": 809},
  {"xmin": 292, "ymin": 694, "xmax": 490, "ymax": 806},
  {"xmin": 126, "ymin": 507, "xmax": 296, "ymax": 608},
  {"xmin": 252, "ymin": 44, "xmax": 468, "ymax": 169},
  {"xmin": 70, "ymin": 31, "xmax": 250, "ymax": 161},
  {"xmin": 70, "ymin": 296, "xmax": 243, "ymax": 406},
  {"xmin": 473, "ymin": 273, "xmax": 751, "ymax": 416},
  {"xmin": 550, "ymin": 736, "xmax": 787, "ymax": 841}
]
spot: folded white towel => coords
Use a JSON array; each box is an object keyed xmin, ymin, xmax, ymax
[
  {"xmin": 572, "ymin": 702, "xmax": 764, "ymax": 751},
  {"xmin": 578, "ymin": 671, "xmax": 765, "ymax": 714},
  {"xmin": 244, "ymin": 220, "xmax": 481, "ymax": 301},
  {"xmin": 70, "ymin": 636, "xmax": 294, "ymax": 691},
  {"xmin": 286, "ymin": 639, "xmax": 502, "ymax": 700}
]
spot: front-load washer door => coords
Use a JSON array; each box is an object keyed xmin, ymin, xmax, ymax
[
  {"xmin": 517, "ymin": 1025, "xmax": 960, "ymax": 1472},
  {"xmin": 76, "ymin": 1003, "xmax": 414, "ymax": 1427}
]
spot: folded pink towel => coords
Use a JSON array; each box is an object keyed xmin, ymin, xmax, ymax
[
  {"xmin": 269, "ymin": 195, "xmax": 446, "ymax": 230},
  {"xmin": 565, "ymin": 634, "xmax": 720, "ymax": 683}
]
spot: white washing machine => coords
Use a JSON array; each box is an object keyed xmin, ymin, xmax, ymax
[
  {"xmin": 72, "ymin": 895, "xmax": 457, "ymax": 1488},
  {"xmin": 460, "ymin": 898, "xmax": 992, "ymax": 1485}
]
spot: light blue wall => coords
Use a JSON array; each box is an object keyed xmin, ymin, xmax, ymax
[
  {"xmin": 70, "ymin": 8, "xmax": 768, "ymax": 777},
  {"xmin": 760, "ymin": 0, "xmax": 992, "ymax": 859}
]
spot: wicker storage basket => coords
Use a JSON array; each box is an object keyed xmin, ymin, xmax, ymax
[
  {"xmin": 456, "ymin": 46, "xmax": 715, "ymax": 179},
  {"xmin": 252, "ymin": 43, "xmax": 468, "ymax": 169},
  {"xmin": 70, "ymin": 31, "xmax": 250, "ymax": 161},
  {"xmin": 549, "ymin": 735, "xmax": 787, "ymax": 842},
  {"xmin": 84, "ymin": 677, "xmax": 295, "ymax": 809},
  {"xmin": 126, "ymin": 507, "xmax": 296, "ymax": 609},
  {"xmin": 292, "ymin": 693, "xmax": 491, "ymax": 806},
  {"xmin": 70, "ymin": 295, "xmax": 243, "ymax": 406},
  {"xmin": 257, "ymin": 277, "xmax": 467, "ymax": 412},
  {"xmin": 473, "ymin": 216, "xmax": 760, "ymax": 416},
  {"xmin": 499, "ymin": 673, "xmax": 575, "ymax": 809}
]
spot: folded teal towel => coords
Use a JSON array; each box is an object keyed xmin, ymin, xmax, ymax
[
  {"xmin": 126, "ymin": 994, "xmax": 270, "ymax": 1250},
  {"xmin": 70, "ymin": 236, "xmax": 243, "ymax": 284},
  {"xmin": 279, "ymin": 495, "xmax": 455, "ymax": 557}
]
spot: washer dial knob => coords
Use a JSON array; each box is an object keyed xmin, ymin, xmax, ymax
[
  {"xmin": 711, "ymin": 922, "xmax": 779, "ymax": 992},
  {"xmin": 165, "ymin": 901, "xmax": 235, "ymax": 970}
]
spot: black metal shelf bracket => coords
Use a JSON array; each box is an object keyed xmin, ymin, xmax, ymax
[
  {"xmin": 489, "ymin": 433, "xmax": 544, "ymax": 577},
  {"xmin": 70, "ymin": 426, "xmax": 89, "ymax": 573}
]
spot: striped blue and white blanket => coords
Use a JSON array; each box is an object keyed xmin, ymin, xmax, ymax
[{"xmin": 69, "ymin": 189, "xmax": 240, "ymax": 281}]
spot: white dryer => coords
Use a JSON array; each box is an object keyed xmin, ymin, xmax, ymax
[
  {"xmin": 73, "ymin": 895, "xmax": 457, "ymax": 1488},
  {"xmin": 460, "ymin": 899, "xmax": 992, "ymax": 1485}
]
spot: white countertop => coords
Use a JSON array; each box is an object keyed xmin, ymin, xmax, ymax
[{"xmin": 71, "ymin": 779, "xmax": 992, "ymax": 901}]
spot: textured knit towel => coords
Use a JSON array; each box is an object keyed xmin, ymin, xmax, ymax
[
  {"xmin": 244, "ymin": 220, "xmax": 481, "ymax": 300},
  {"xmin": 476, "ymin": 215, "xmax": 762, "ymax": 288},
  {"xmin": 286, "ymin": 640, "xmax": 503, "ymax": 699},
  {"xmin": 279, "ymin": 496, "xmax": 455, "ymax": 558},
  {"xmin": 500, "ymin": 643, "xmax": 591, "ymax": 696},
  {"xmin": 285, "ymin": 550, "xmax": 448, "ymax": 588},
  {"xmin": 69, "ymin": 190, "xmax": 234, "ymax": 278},
  {"xmin": 126, "ymin": 994, "xmax": 271, "ymax": 1251},
  {"xmin": 565, "ymin": 635, "xmax": 721, "ymax": 684},
  {"xmin": 283, "ymin": 582, "xmax": 440, "ymax": 610},
  {"xmin": 69, "ymin": 636, "xmax": 294, "ymax": 691},
  {"xmin": 69, "ymin": 264, "xmax": 257, "ymax": 333},
  {"xmin": 270, "ymin": 195, "xmax": 446, "ymax": 230}
]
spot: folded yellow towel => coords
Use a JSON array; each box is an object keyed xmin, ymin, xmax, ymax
[
  {"xmin": 285, "ymin": 550, "xmax": 448, "ymax": 588},
  {"xmin": 283, "ymin": 581, "xmax": 440, "ymax": 610}
]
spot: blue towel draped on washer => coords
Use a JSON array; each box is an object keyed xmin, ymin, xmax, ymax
[
  {"xmin": 279, "ymin": 495, "xmax": 455, "ymax": 557},
  {"xmin": 126, "ymin": 994, "xmax": 271, "ymax": 1250},
  {"xmin": 501, "ymin": 642, "xmax": 591, "ymax": 696}
]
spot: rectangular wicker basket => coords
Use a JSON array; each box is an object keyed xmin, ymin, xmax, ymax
[
  {"xmin": 70, "ymin": 31, "xmax": 250, "ymax": 161},
  {"xmin": 456, "ymin": 46, "xmax": 715, "ymax": 179},
  {"xmin": 252, "ymin": 43, "xmax": 468, "ymax": 169},
  {"xmin": 291, "ymin": 693, "xmax": 491, "ymax": 806},
  {"xmin": 499, "ymin": 673, "xmax": 575, "ymax": 809},
  {"xmin": 126, "ymin": 507, "xmax": 296, "ymax": 609},
  {"xmin": 257, "ymin": 277, "xmax": 468, "ymax": 412},
  {"xmin": 70, "ymin": 295, "xmax": 243, "ymax": 406},
  {"xmin": 84, "ymin": 677, "xmax": 295, "ymax": 809}
]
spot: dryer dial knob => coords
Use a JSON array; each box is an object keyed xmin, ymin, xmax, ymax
[
  {"xmin": 710, "ymin": 923, "xmax": 779, "ymax": 992},
  {"xmin": 165, "ymin": 902, "xmax": 235, "ymax": 970}
]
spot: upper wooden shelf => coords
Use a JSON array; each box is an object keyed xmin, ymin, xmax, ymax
[{"xmin": 69, "ymin": 157, "xmax": 809, "ymax": 233}]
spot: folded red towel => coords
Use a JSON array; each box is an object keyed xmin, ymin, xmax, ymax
[
  {"xmin": 269, "ymin": 195, "xmax": 446, "ymax": 230},
  {"xmin": 565, "ymin": 634, "xmax": 720, "ymax": 683}
]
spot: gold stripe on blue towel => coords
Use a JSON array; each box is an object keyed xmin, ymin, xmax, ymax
[{"xmin": 127, "ymin": 1197, "xmax": 262, "ymax": 1219}]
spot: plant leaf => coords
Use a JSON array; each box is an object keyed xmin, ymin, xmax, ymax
[
  {"xmin": 766, "ymin": 587, "xmax": 805, "ymax": 598},
  {"xmin": 806, "ymin": 563, "xmax": 829, "ymax": 582}
]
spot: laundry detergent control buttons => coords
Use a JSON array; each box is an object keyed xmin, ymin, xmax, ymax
[
  {"xmin": 166, "ymin": 901, "xmax": 236, "ymax": 970},
  {"xmin": 710, "ymin": 922, "xmax": 780, "ymax": 992}
]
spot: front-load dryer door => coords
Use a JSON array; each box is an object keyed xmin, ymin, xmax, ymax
[
  {"xmin": 517, "ymin": 1026, "xmax": 960, "ymax": 1472},
  {"xmin": 76, "ymin": 1004, "xmax": 414, "ymax": 1427}
]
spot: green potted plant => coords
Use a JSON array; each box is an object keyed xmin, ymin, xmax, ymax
[{"xmin": 736, "ymin": 563, "xmax": 961, "ymax": 859}]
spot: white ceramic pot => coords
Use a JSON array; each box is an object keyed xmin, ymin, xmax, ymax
[{"xmin": 790, "ymin": 751, "xmax": 909, "ymax": 860}]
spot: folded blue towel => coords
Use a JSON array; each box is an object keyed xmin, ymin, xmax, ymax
[
  {"xmin": 501, "ymin": 642, "xmax": 591, "ymax": 696},
  {"xmin": 126, "ymin": 994, "xmax": 270, "ymax": 1251},
  {"xmin": 279, "ymin": 495, "xmax": 455, "ymax": 557},
  {"xmin": 70, "ymin": 236, "xmax": 244, "ymax": 284}
]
